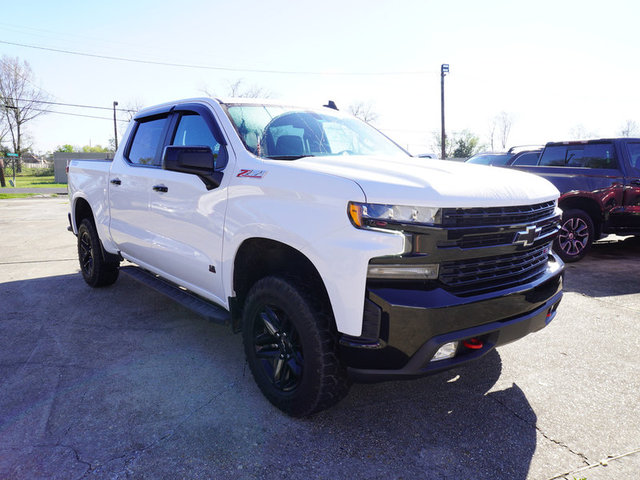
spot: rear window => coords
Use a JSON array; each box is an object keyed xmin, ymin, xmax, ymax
[
  {"xmin": 539, "ymin": 143, "xmax": 618, "ymax": 169},
  {"xmin": 127, "ymin": 116, "xmax": 168, "ymax": 166}
]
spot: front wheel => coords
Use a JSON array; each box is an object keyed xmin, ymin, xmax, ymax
[
  {"xmin": 554, "ymin": 209, "xmax": 594, "ymax": 263},
  {"xmin": 242, "ymin": 276, "xmax": 350, "ymax": 417},
  {"xmin": 77, "ymin": 218, "xmax": 120, "ymax": 287}
]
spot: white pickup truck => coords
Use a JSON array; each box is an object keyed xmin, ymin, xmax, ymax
[{"xmin": 68, "ymin": 98, "xmax": 564, "ymax": 416}]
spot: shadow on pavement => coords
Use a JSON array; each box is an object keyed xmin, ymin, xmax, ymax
[
  {"xmin": 0, "ymin": 272, "xmax": 537, "ymax": 480},
  {"xmin": 563, "ymin": 235, "xmax": 640, "ymax": 297}
]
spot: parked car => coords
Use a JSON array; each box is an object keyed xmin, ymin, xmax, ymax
[
  {"xmin": 505, "ymin": 138, "xmax": 640, "ymax": 262},
  {"xmin": 466, "ymin": 146, "xmax": 542, "ymax": 167},
  {"xmin": 67, "ymin": 98, "xmax": 564, "ymax": 416}
]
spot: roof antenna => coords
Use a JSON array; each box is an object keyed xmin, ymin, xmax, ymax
[{"xmin": 324, "ymin": 100, "xmax": 338, "ymax": 110}]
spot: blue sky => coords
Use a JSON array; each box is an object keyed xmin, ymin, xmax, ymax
[{"xmin": 2, "ymin": 0, "xmax": 639, "ymax": 154}]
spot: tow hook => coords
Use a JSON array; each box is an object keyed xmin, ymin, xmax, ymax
[{"xmin": 463, "ymin": 338, "xmax": 484, "ymax": 350}]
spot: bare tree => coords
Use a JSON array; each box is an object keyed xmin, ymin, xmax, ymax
[
  {"xmin": 619, "ymin": 119, "xmax": 639, "ymax": 137},
  {"xmin": 496, "ymin": 112, "xmax": 513, "ymax": 149},
  {"xmin": 0, "ymin": 113, "xmax": 9, "ymax": 186},
  {"xmin": 0, "ymin": 56, "xmax": 50, "ymax": 171},
  {"xmin": 348, "ymin": 101, "xmax": 379, "ymax": 124},
  {"xmin": 109, "ymin": 99, "xmax": 144, "ymax": 151},
  {"xmin": 122, "ymin": 99, "xmax": 143, "ymax": 122},
  {"xmin": 487, "ymin": 116, "xmax": 497, "ymax": 151},
  {"xmin": 202, "ymin": 79, "xmax": 272, "ymax": 99},
  {"xmin": 569, "ymin": 124, "xmax": 597, "ymax": 140}
]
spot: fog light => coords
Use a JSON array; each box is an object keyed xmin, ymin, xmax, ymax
[
  {"xmin": 367, "ymin": 264, "xmax": 439, "ymax": 280},
  {"xmin": 431, "ymin": 341, "xmax": 458, "ymax": 362}
]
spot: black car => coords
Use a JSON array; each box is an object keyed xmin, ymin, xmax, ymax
[{"xmin": 466, "ymin": 146, "xmax": 542, "ymax": 167}]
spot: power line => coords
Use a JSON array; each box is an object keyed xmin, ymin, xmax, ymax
[
  {"xmin": 5, "ymin": 97, "xmax": 136, "ymax": 113},
  {"xmin": 29, "ymin": 107, "xmax": 129, "ymax": 122},
  {"xmin": 0, "ymin": 39, "xmax": 435, "ymax": 77}
]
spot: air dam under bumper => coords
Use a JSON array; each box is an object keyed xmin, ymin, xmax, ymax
[{"xmin": 341, "ymin": 256, "xmax": 563, "ymax": 383}]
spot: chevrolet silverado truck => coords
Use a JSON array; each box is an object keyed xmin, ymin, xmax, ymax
[
  {"xmin": 506, "ymin": 139, "xmax": 640, "ymax": 262},
  {"xmin": 67, "ymin": 98, "xmax": 564, "ymax": 416}
]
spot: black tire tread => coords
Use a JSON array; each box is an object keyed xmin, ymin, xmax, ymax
[
  {"xmin": 242, "ymin": 276, "xmax": 350, "ymax": 417},
  {"xmin": 77, "ymin": 218, "xmax": 120, "ymax": 287}
]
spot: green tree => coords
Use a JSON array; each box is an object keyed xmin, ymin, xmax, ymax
[
  {"xmin": 431, "ymin": 130, "xmax": 483, "ymax": 159},
  {"xmin": 55, "ymin": 144, "xmax": 74, "ymax": 153},
  {"xmin": 452, "ymin": 130, "xmax": 482, "ymax": 158},
  {"xmin": 82, "ymin": 145, "xmax": 110, "ymax": 153}
]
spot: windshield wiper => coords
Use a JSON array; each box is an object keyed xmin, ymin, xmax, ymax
[{"xmin": 264, "ymin": 155, "xmax": 314, "ymax": 160}]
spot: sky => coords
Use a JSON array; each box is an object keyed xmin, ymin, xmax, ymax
[{"xmin": 2, "ymin": 0, "xmax": 640, "ymax": 155}]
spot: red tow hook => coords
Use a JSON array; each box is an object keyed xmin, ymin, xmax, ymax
[{"xmin": 463, "ymin": 338, "xmax": 483, "ymax": 350}]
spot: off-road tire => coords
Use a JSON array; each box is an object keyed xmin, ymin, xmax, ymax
[
  {"xmin": 77, "ymin": 218, "xmax": 120, "ymax": 287},
  {"xmin": 554, "ymin": 209, "xmax": 594, "ymax": 263},
  {"xmin": 242, "ymin": 276, "xmax": 350, "ymax": 417}
]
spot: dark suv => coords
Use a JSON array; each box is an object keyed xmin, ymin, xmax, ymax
[
  {"xmin": 507, "ymin": 138, "xmax": 640, "ymax": 262},
  {"xmin": 466, "ymin": 146, "xmax": 542, "ymax": 167}
]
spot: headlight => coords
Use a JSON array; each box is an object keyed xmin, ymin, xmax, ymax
[{"xmin": 348, "ymin": 202, "xmax": 442, "ymax": 229}]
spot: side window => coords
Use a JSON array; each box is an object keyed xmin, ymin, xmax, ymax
[
  {"xmin": 625, "ymin": 142, "xmax": 640, "ymax": 175},
  {"xmin": 565, "ymin": 148, "xmax": 585, "ymax": 167},
  {"xmin": 512, "ymin": 152, "xmax": 540, "ymax": 166},
  {"xmin": 172, "ymin": 113, "xmax": 224, "ymax": 168},
  {"xmin": 539, "ymin": 146, "xmax": 568, "ymax": 166},
  {"xmin": 582, "ymin": 143, "xmax": 618, "ymax": 169},
  {"xmin": 128, "ymin": 116, "xmax": 168, "ymax": 166},
  {"xmin": 539, "ymin": 144, "xmax": 618, "ymax": 169}
]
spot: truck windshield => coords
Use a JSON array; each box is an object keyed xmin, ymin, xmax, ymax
[{"xmin": 223, "ymin": 103, "xmax": 409, "ymax": 159}]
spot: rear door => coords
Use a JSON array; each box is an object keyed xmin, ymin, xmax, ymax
[
  {"xmin": 617, "ymin": 141, "xmax": 640, "ymax": 230},
  {"xmin": 144, "ymin": 104, "xmax": 231, "ymax": 304},
  {"xmin": 109, "ymin": 113, "xmax": 171, "ymax": 263}
]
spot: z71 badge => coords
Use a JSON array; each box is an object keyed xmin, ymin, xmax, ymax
[{"xmin": 237, "ymin": 169, "xmax": 267, "ymax": 179}]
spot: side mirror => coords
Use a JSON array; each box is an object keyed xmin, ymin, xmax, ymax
[{"xmin": 162, "ymin": 145, "xmax": 223, "ymax": 190}]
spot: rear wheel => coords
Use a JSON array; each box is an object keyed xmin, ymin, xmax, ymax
[
  {"xmin": 242, "ymin": 276, "xmax": 350, "ymax": 417},
  {"xmin": 77, "ymin": 218, "xmax": 120, "ymax": 287},
  {"xmin": 554, "ymin": 209, "xmax": 594, "ymax": 262}
]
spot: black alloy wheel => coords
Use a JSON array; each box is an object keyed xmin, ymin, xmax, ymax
[
  {"xmin": 554, "ymin": 209, "xmax": 594, "ymax": 263},
  {"xmin": 251, "ymin": 305, "xmax": 303, "ymax": 393},
  {"xmin": 242, "ymin": 276, "xmax": 350, "ymax": 417},
  {"xmin": 78, "ymin": 226, "xmax": 95, "ymax": 279}
]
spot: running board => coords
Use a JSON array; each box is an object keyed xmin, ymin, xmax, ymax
[{"xmin": 120, "ymin": 266, "xmax": 230, "ymax": 325}]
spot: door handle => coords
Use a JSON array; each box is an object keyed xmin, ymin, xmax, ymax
[
  {"xmin": 110, "ymin": 178, "xmax": 121, "ymax": 185},
  {"xmin": 152, "ymin": 184, "xmax": 168, "ymax": 193},
  {"xmin": 631, "ymin": 179, "xmax": 640, "ymax": 186}
]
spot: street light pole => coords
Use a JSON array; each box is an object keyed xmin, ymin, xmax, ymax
[
  {"xmin": 440, "ymin": 63, "xmax": 449, "ymax": 160},
  {"xmin": 113, "ymin": 101, "xmax": 119, "ymax": 151}
]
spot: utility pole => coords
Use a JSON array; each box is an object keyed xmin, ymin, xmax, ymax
[
  {"xmin": 113, "ymin": 101, "xmax": 119, "ymax": 151},
  {"xmin": 440, "ymin": 64, "xmax": 449, "ymax": 159}
]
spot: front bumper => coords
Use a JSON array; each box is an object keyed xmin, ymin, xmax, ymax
[{"xmin": 341, "ymin": 254, "xmax": 563, "ymax": 382}]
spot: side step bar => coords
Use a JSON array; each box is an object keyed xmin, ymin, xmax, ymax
[{"xmin": 120, "ymin": 265, "xmax": 230, "ymax": 325}]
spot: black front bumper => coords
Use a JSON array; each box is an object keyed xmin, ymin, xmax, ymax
[{"xmin": 341, "ymin": 255, "xmax": 563, "ymax": 382}]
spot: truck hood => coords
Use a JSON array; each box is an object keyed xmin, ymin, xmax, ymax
[{"xmin": 291, "ymin": 155, "xmax": 559, "ymax": 207}]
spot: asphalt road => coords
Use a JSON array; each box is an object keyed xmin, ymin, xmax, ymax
[{"xmin": 1, "ymin": 198, "xmax": 639, "ymax": 480}]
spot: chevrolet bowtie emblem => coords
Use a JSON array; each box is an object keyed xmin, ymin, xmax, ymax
[{"xmin": 514, "ymin": 225, "xmax": 542, "ymax": 247}]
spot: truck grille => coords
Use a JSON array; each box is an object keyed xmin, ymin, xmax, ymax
[
  {"xmin": 454, "ymin": 223, "xmax": 558, "ymax": 249},
  {"xmin": 441, "ymin": 201, "xmax": 556, "ymax": 227},
  {"xmin": 439, "ymin": 244, "xmax": 550, "ymax": 296}
]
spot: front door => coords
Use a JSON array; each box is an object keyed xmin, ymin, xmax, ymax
[{"xmin": 145, "ymin": 108, "xmax": 230, "ymax": 305}]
